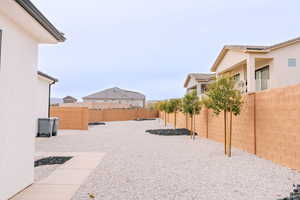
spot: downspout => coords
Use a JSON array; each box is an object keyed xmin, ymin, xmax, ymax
[{"xmin": 48, "ymin": 81, "xmax": 56, "ymax": 118}]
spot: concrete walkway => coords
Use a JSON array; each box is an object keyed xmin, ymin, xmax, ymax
[
  {"xmin": 34, "ymin": 120, "xmax": 300, "ymax": 200},
  {"xmin": 12, "ymin": 152, "xmax": 105, "ymax": 200}
]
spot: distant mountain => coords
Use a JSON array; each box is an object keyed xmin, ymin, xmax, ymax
[{"xmin": 50, "ymin": 98, "xmax": 63, "ymax": 105}]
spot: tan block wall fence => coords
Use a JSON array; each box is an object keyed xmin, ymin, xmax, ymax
[
  {"xmin": 88, "ymin": 109, "xmax": 158, "ymax": 122},
  {"xmin": 51, "ymin": 107, "xmax": 89, "ymax": 130},
  {"xmin": 51, "ymin": 107, "xmax": 158, "ymax": 130},
  {"xmin": 161, "ymin": 83, "xmax": 300, "ymax": 171}
]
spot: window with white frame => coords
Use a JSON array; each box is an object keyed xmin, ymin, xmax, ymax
[{"xmin": 255, "ymin": 65, "xmax": 269, "ymax": 91}]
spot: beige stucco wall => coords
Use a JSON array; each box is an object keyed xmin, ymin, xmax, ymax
[
  {"xmin": 37, "ymin": 77, "xmax": 51, "ymax": 119},
  {"xmin": 262, "ymin": 42, "xmax": 300, "ymax": 89},
  {"xmin": 215, "ymin": 50, "xmax": 247, "ymax": 74},
  {"xmin": 0, "ymin": 11, "xmax": 39, "ymax": 200},
  {"xmin": 185, "ymin": 77, "xmax": 198, "ymax": 89},
  {"xmin": 185, "ymin": 77, "xmax": 202, "ymax": 96},
  {"xmin": 222, "ymin": 64, "xmax": 247, "ymax": 82}
]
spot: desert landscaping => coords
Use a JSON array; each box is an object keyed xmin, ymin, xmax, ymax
[{"xmin": 32, "ymin": 120, "xmax": 300, "ymax": 200}]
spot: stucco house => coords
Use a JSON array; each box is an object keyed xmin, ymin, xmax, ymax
[
  {"xmin": 83, "ymin": 87, "xmax": 146, "ymax": 108},
  {"xmin": 60, "ymin": 102, "xmax": 132, "ymax": 109},
  {"xmin": 63, "ymin": 95, "xmax": 77, "ymax": 103},
  {"xmin": 0, "ymin": 1, "xmax": 65, "ymax": 199},
  {"xmin": 211, "ymin": 36, "xmax": 300, "ymax": 93},
  {"xmin": 37, "ymin": 71, "xmax": 58, "ymax": 118},
  {"xmin": 184, "ymin": 73, "xmax": 215, "ymax": 97}
]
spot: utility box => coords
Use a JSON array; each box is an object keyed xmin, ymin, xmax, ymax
[{"xmin": 37, "ymin": 118, "xmax": 55, "ymax": 137}]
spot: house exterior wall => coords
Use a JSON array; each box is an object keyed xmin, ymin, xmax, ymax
[
  {"xmin": 261, "ymin": 42, "xmax": 300, "ymax": 89},
  {"xmin": 0, "ymin": 11, "xmax": 39, "ymax": 200},
  {"xmin": 215, "ymin": 50, "xmax": 247, "ymax": 74},
  {"xmin": 215, "ymin": 42, "xmax": 300, "ymax": 92},
  {"xmin": 37, "ymin": 77, "xmax": 50, "ymax": 119},
  {"xmin": 185, "ymin": 77, "xmax": 198, "ymax": 89},
  {"xmin": 185, "ymin": 77, "xmax": 204, "ymax": 96},
  {"xmin": 83, "ymin": 99, "xmax": 145, "ymax": 107}
]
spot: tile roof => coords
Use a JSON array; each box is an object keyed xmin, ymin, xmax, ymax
[
  {"xmin": 83, "ymin": 87, "xmax": 145, "ymax": 100},
  {"xmin": 184, "ymin": 73, "xmax": 215, "ymax": 87},
  {"xmin": 61, "ymin": 102, "xmax": 132, "ymax": 109}
]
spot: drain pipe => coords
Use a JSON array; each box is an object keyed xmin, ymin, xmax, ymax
[{"xmin": 48, "ymin": 81, "xmax": 54, "ymax": 118}]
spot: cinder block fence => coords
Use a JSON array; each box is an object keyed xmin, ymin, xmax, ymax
[
  {"xmin": 161, "ymin": 83, "xmax": 300, "ymax": 171},
  {"xmin": 51, "ymin": 107, "xmax": 158, "ymax": 130}
]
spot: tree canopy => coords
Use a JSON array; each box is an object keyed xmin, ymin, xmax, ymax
[
  {"xmin": 166, "ymin": 98, "xmax": 182, "ymax": 114},
  {"xmin": 182, "ymin": 90, "xmax": 202, "ymax": 117},
  {"xmin": 204, "ymin": 76, "xmax": 242, "ymax": 116}
]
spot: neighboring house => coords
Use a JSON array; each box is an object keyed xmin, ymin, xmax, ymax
[
  {"xmin": 37, "ymin": 71, "xmax": 58, "ymax": 118},
  {"xmin": 0, "ymin": 1, "xmax": 65, "ymax": 199},
  {"xmin": 63, "ymin": 95, "xmax": 77, "ymax": 103},
  {"xmin": 146, "ymin": 100, "xmax": 161, "ymax": 105},
  {"xmin": 184, "ymin": 73, "xmax": 215, "ymax": 97},
  {"xmin": 83, "ymin": 87, "xmax": 146, "ymax": 108},
  {"xmin": 50, "ymin": 97, "xmax": 63, "ymax": 106},
  {"xmin": 211, "ymin": 36, "xmax": 300, "ymax": 93},
  {"xmin": 60, "ymin": 102, "xmax": 132, "ymax": 109}
]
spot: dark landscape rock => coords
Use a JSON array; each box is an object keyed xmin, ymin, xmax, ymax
[
  {"xmin": 34, "ymin": 156, "xmax": 73, "ymax": 167},
  {"xmin": 89, "ymin": 122, "xmax": 106, "ymax": 126},
  {"xmin": 146, "ymin": 128, "xmax": 191, "ymax": 136},
  {"xmin": 278, "ymin": 185, "xmax": 300, "ymax": 200},
  {"xmin": 135, "ymin": 118, "xmax": 156, "ymax": 121}
]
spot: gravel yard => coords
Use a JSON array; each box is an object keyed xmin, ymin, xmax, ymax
[{"xmin": 36, "ymin": 120, "xmax": 300, "ymax": 200}]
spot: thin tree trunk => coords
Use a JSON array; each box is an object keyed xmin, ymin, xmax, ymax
[
  {"xmin": 229, "ymin": 109, "xmax": 233, "ymax": 157},
  {"xmin": 190, "ymin": 115, "xmax": 193, "ymax": 139},
  {"xmin": 185, "ymin": 114, "xmax": 188, "ymax": 129},
  {"xmin": 174, "ymin": 112, "xmax": 177, "ymax": 129},
  {"xmin": 193, "ymin": 113, "xmax": 196, "ymax": 140},
  {"xmin": 164, "ymin": 112, "xmax": 167, "ymax": 127},
  {"xmin": 224, "ymin": 110, "xmax": 227, "ymax": 155}
]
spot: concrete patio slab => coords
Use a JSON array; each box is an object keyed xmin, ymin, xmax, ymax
[
  {"xmin": 38, "ymin": 169, "xmax": 92, "ymax": 185},
  {"xmin": 60, "ymin": 155, "xmax": 105, "ymax": 169},
  {"xmin": 11, "ymin": 184, "xmax": 80, "ymax": 200}
]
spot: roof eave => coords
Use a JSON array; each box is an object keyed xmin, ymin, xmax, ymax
[
  {"xmin": 183, "ymin": 75, "xmax": 191, "ymax": 88},
  {"xmin": 38, "ymin": 71, "xmax": 58, "ymax": 83},
  {"xmin": 243, "ymin": 49, "xmax": 269, "ymax": 53},
  {"xmin": 210, "ymin": 47, "xmax": 228, "ymax": 72},
  {"xmin": 15, "ymin": 0, "xmax": 66, "ymax": 42}
]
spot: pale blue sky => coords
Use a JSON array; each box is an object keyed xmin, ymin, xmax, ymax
[{"xmin": 32, "ymin": 0, "xmax": 300, "ymax": 100}]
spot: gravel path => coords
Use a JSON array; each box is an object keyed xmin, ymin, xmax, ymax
[{"xmin": 36, "ymin": 120, "xmax": 300, "ymax": 200}]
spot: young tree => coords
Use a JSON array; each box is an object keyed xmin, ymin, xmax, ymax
[
  {"xmin": 166, "ymin": 99, "xmax": 182, "ymax": 129},
  {"xmin": 158, "ymin": 101, "xmax": 168, "ymax": 127},
  {"xmin": 182, "ymin": 90, "xmax": 202, "ymax": 139},
  {"xmin": 154, "ymin": 102, "xmax": 162, "ymax": 123},
  {"xmin": 204, "ymin": 76, "xmax": 242, "ymax": 156}
]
